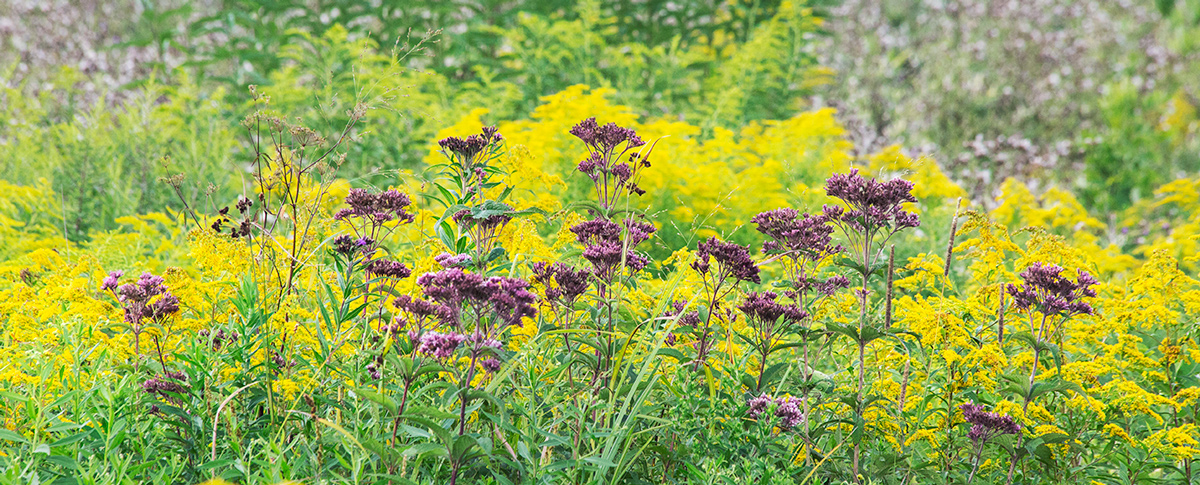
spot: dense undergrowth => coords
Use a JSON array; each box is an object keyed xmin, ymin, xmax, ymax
[
  {"xmin": 1, "ymin": 78, "xmax": 1200, "ymax": 484},
  {"xmin": 2, "ymin": 2, "xmax": 1200, "ymax": 485}
]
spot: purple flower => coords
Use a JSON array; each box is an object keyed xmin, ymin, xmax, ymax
[
  {"xmin": 568, "ymin": 118, "xmax": 652, "ymax": 207},
  {"xmin": 960, "ymin": 402, "xmax": 1021, "ymax": 443},
  {"xmin": 823, "ymin": 169, "xmax": 920, "ymax": 231},
  {"xmin": 435, "ymin": 252, "xmax": 473, "ymax": 268},
  {"xmin": 623, "ymin": 218, "xmax": 656, "ymax": 246},
  {"xmin": 117, "ymin": 272, "xmax": 180, "ymax": 324},
  {"xmin": 774, "ymin": 396, "xmax": 805, "ymax": 430},
  {"xmin": 142, "ymin": 371, "xmax": 188, "ymax": 404},
  {"xmin": 416, "ymin": 269, "xmax": 539, "ymax": 328},
  {"xmin": 531, "ymin": 261, "xmax": 591, "ymax": 304},
  {"xmin": 751, "ymin": 208, "xmax": 841, "ymax": 261},
  {"xmin": 815, "ymin": 275, "xmax": 851, "ymax": 296},
  {"xmin": 747, "ymin": 393, "xmax": 773, "ymax": 419},
  {"xmin": 738, "ymin": 292, "xmax": 808, "ymax": 326},
  {"xmin": 417, "ymin": 331, "xmax": 466, "ymax": 359},
  {"xmin": 438, "ymin": 135, "xmax": 489, "ymax": 161},
  {"xmin": 488, "ymin": 277, "xmax": 540, "ymax": 327},
  {"xmin": 333, "ymin": 188, "xmax": 416, "ymax": 225},
  {"xmin": 438, "ymin": 126, "xmax": 502, "ymax": 169},
  {"xmin": 745, "ymin": 394, "xmax": 806, "ymax": 430},
  {"xmin": 198, "ymin": 329, "xmax": 238, "ymax": 350},
  {"xmin": 394, "ymin": 295, "xmax": 454, "ymax": 325},
  {"xmin": 101, "ymin": 270, "xmax": 124, "ymax": 292},
  {"xmin": 583, "ymin": 241, "xmax": 651, "ymax": 276},
  {"xmin": 571, "ymin": 218, "xmax": 624, "ymax": 246},
  {"xmin": 577, "ymin": 152, "xmax": 604, "ymax": 177},
  {"xmin": 1005, "ymin": 263, "xmax": 1097, "ymax": 317},
  {"xmin": 569, "ymin": 117, "xmax": 645, "ymax": 154},
  {"xmin": 660, "ymin": 301, "xmax": 701, "ymax": 330},
  {"xmin": 468, "ymin": 331, "xmax": 503, "ymax": 350},
  {"xmin": 366, "ymin": 259, "xmax": 412, "ymax": 279},
  {"xmin": 332, "ymin": 235, "xmax": 361, "ymax": 256},
  {"xmin": 570, "ymin": 218, "xmax": 656, "ymax": 281},
  {"xmin": 692, "ymin": 237, "xmax": 761, "ymax": 284},
  {"xmin": 480, "ymin": 357, "xmax": 502, "ymax": 373}
]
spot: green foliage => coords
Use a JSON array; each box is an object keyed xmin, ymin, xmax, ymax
[{"xmin": 0, "ymin": 69, "xmax": 237, "ymax": 238}]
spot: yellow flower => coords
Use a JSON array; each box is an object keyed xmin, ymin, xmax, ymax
[
  {"xmin": 1103, "ymin": 423, "xmax": 1133, "ymax": 442},
  {"xmin": 272, "ymin": 379, "xmax": 301, "ymax": 401}
]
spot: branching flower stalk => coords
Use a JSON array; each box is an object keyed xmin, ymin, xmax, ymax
[
  {"xmin": 822, "ymin": 168, "xmax": 919, "ymax": 480},
  {"xmin": 960, "ymin": 402, "xmax": 1021, "ymax": 484},
  {"xmin": 409, "ymin": 268, "xmax": 537, "ymax": 485},
  {"xmin": 563, "ymin": 117, "xmax": 661, "ymax": 380},
  {"xmin": 433, "ymin": 126, "xmax": 540, "ymax": 274},
  {"xmin": 234, "ymin": 91, "xmax": 365, "ymax": 308},
  {"xmin": 102, "ymin": 271, "xmax": 181, "ymax": 368},
  {"xmin": 750, "ymin": 207, "xmax": 848, "ymax": 461},
  {"xmin": 1003, "ymin": 262, "xmax": 1097, "ymax": 484},
  {"xmin": 332, "ymin": 187, "xmax": 417, "ymax": 321},
  {"xmin": 688, "ymin": 236, "xmax": 760, "ymax": 371},
  {"xmin": 569, "ymin": 117, "xmax": 660, "ymax": 213},
  {"xmin": 531, "ymin": 261, "xmax": 589, "ymax": 383}
]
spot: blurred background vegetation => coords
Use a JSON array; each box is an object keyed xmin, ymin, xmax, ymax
[{"xmin": 1, "ymin": 0, "xmax": 1198, "ymax": 237}]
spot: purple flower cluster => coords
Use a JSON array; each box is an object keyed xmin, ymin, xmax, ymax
[
  {"xmin": 438, "ymin": 125, "xmax": 502, "ymax": 163},
  {"xmin": 366, "ymin": 258, "xmax": 412, "ymax": 279},
  {"xmin": 751, "ymin": 208, "xmax": 841, "ymax": 261},
  {"xmin": 332, "ymin": 235, "xmax": 374, "ymax": 256},
  {"xmin": 112, "ymin": 272, "xmax": 181, "ymax": 325},
  {"xmin": 531, "ymin": 261, "xmax": 590, "ymax": 305},
  {"xmin": 960, "ymin": 402, "xmax": 1021, "ymax": 443},
  {"xmin": 775, "ymin": 397, "xmax": 805, "ymax": 429},
  {"xmin": 394, "ymin": 295, "xmax": 455, "ymax": 326},
  {"xmin": 747, "ymin": 393, "xmax": 773, "ymax": 419},
  {"xmin": 334, "ymin": 188, "xmax": 416, "ymax": 226},
  {"xmin": 746, "ymin": 393, "xmax": 806, "ymax": 430},
  {"xmin": 823, "ymin": 169, "xmax": 920, "ymax": 231},
  {"xmin": 416, "ymin": 269, "xmax": 538, "ymax": 328},
  {"xmin": 480, "ymin": 357, "xmax": 502, "ymax": 373},
  {"xmin": 1005, "ymin": 263, "xmax": 1098, "ymax": 317},
  {"xmin": 142, "ymin": 371, "xmax": 188, "ymax": 403},
  {"xmin": 569, "ymin": 118, "xmax": 652, "ymax": 207},
  {"xmin": 467, "ymin": 331, "xmax": 503, "ymax": 351},
  {"xmin": 417, "ymin": 331, "xmax": 466, "ymax": 359},
  {"xmin": 569, "ymin": 117, "xmax": 645, "ymax": 155},
  {"xmin": 570, "ymin": 218, "xmax": 656, "ymax": 281},
  {"xmin": 806, "ymin": 275, "xmax": 852, "ymax": 297},
  {"xmin": 737, "ymin": 292, "xmax": 808, "ymax": 326},
  {"xmin": 101, "ymin": 270, "xmax": 124, "ymax": 291},
  {"xmin": 691, "ymin": 237, "xmax": 761, "ymax": 285},
  {"xmin": 435, "ymin": 253, "xmax": 473, "ymax": 268},
  {"xmin": 571, "ymin": 218, "xmax": 624, "ymax": 246},
  {"xmin": 366, "ymin": 354, "xmax": 384, "ymax": 380},
  {"xmin": 659, "ymin": 301, "xmax": 701, "ymax": 345}
]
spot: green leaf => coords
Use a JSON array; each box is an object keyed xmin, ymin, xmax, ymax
[
  {"xmin": 401, "ymin": 442, "xmax": 447, "ymax": 459},
  {"xmin": 0, "ymin": 428, "xmax": 28, "ymax": 444},
  {"xmin": 352, "ymin": 386, "xmax": 398, "ymax": 413}
]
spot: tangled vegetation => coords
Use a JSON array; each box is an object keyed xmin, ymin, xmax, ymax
[{"xmin": 3, "ymin": 2, "xmax": 1200, "ymax": 485}]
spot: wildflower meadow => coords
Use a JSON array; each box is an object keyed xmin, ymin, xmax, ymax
[{"xmin": 3, "ymin": 1, "xmax": 1200, "ymax": 484}]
